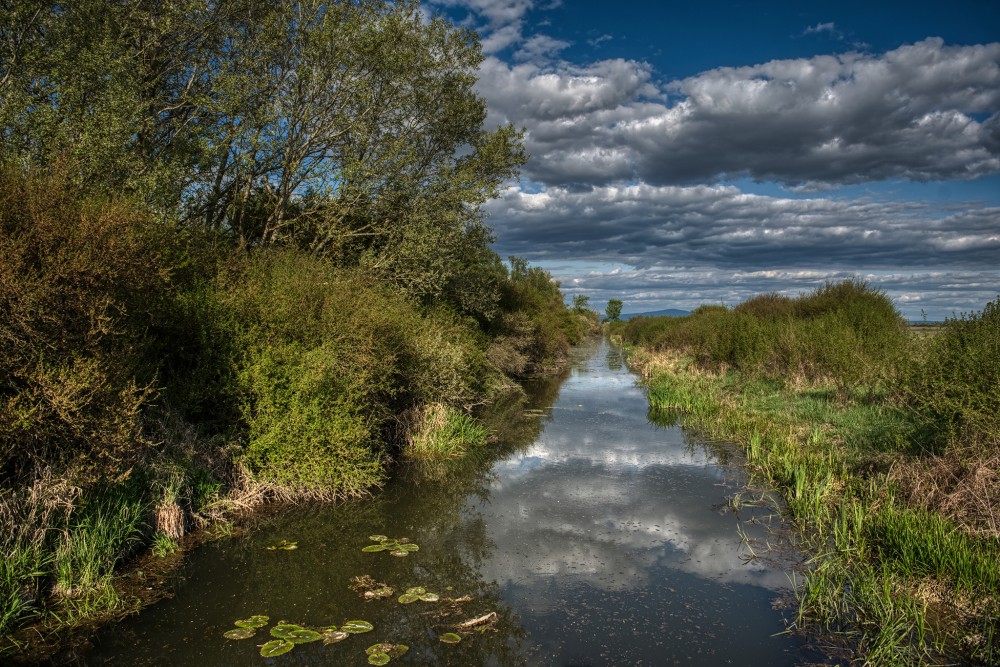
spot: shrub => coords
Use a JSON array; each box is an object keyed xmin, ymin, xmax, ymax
[
  {"xmin": 0, "ymin": 162, "xmax": 168, "ymax": 486},
  {"xmin": 900, "ymin": 298, "xmax": 1000, "ymax": 451}
]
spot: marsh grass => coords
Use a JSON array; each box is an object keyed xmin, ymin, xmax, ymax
[
  {"xmin": 626, "ymin": 342, "xmax": 999, "ymax": 664},
  {"xmin": 403, "ymin": 403, "xmax": 490, "ymax": 459}
]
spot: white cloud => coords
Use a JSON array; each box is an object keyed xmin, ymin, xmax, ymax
[{"xmin": 477, "ymin": 38, "xmax": 1000, "ymax": 187}]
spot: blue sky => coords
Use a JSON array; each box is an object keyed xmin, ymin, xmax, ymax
[{"xmin": 429, "ymin": 0, "xmax": 1000, "ymax": 319}]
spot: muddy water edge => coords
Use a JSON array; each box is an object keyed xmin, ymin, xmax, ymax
[{"xmin": 78, "ymin": 339, "xmax": 823, "ymax": 666}]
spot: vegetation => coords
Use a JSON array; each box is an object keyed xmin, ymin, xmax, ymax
[
  {"xmin": 605, "ymin": 298, "xmax": 623, "ymax": 322},
  {"xmin": 615, "ymin": 283, "xmax": 999, "ymax": 665},
  {"xmin": 0, "ymin": 0, "xmax": 598, "ymax": 652}
]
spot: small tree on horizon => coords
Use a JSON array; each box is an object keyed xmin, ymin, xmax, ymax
[
  {"xmin": 572, "ymin": 294, "xmax": 590, "ymax": 312},
  {"xmin": 605, "ymin": 299, "xmax": 623, "ymax": 322}
]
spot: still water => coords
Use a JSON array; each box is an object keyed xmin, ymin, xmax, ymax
[{"xmin": 87, "ymin": 340, "xmax": 811, "ymax": 665}]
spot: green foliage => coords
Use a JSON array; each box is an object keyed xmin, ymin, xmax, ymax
[
  {"xmin": 605, "ymin": 299, "xmax": 623, "ymax": 322},
  {"xmin": 404, "ymin": 403, "xmax": 490, "ymax": 460},
  {"xmin": 0, "ymin": 163, "xmax": 168, "ymax": 485},
  {"xmin": 620, "ymin": 280, "xmax": 908, "ymax": 389},
  {"xmin": 899, "ymin": 298, "xmax": 1000, "ymax": 451}
]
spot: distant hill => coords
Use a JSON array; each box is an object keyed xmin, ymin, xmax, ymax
[{"xmin": 620, "ymin": 308, "xmax": 689, "ymax": 320}]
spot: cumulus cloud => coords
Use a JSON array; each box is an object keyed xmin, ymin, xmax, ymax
[{"xmin": 478, "ymin": 38, "xmax": 1000, "ymax": 187}]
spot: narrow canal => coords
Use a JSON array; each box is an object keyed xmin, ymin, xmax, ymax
[{"xmin": 86, "ymin": 339, "xmax": 812, "ymax": 665}]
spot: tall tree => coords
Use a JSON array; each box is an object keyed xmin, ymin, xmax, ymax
[{"xmin": 605, "ymin": 299, "xmax": 623, "ymax": 322}]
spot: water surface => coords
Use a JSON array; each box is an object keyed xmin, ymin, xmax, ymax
[{"xmin": 88, "ymin": 340, "xmax": 809, "ymax": 665}]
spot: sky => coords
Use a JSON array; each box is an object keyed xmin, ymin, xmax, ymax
[{"xmin": 427, "ymin": 0, "xmax": 1000, "ymax": 319}]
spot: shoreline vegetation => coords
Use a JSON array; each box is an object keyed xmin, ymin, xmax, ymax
[
  {"xmin": 611, "ymin": 281, "xmax": 999, "ymax": 665},
  {"xmin": 0, "ymin": 1, "xmax": 599, "ymax": 659}
]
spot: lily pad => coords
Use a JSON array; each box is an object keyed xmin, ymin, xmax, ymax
[
  {"xmin": 396, "ymin": 543, "xmax": 419, "ymax": 552},
  {"xmin": 439, "ymin": 632, "xmax": 462, "ymax": 644},
  {"xmin": 368, "ymin": 653, "xmax": 391, "ymax": 666},
  {"xmin": 397, "ymin": 593, "xmax": 419, "ymax": 604},
  {"xmin": 366, "ymin": 643, "xmax": 409, "ymax": 662},
  {"xmin": 223, "ymin": 627, "xmax": 257, "ymax": 640},
  {"xmin": 341, "ymin": 619, "xmax": 374, "ymax": 634},
  {"xmin": 419, "ymin": 592, "xmax": 440, "ymax": 602},
  {"xmin": 361, "ymin": 544, "xmax": 387, "ymax": 552},
  {"xmin": 234, "ymin": 615, "xmax": 269, "ymax": 628},
  {"xmin": 322, "ymin": 630, "xmax": 349, "ymax": 644},
  {"xmin": 268, "ymin": 623, "xmax": 320, "ymax": 643},
  {"xmin": 405, "ymin": 587, "xmax": 426, "ymax": 595},
  {"xmin": 389, "ymin": 549, "xmax": 409, "ymax": 557},
  {"xmin": 259, "ymin": 639, "xmax": 294, "ymax": 657},
  {"xmin": 368, "ymin": 534, "xmax": 388, "ymax": 542}
]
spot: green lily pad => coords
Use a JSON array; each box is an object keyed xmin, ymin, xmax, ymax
[
  {"xmin": 389, "ymin": 549, "xmax": 408, "ymax": 557},
  {"xmin": 223, "ymin": 627, "xmax": 256, "ymax": 640},
  {"xmin": 386, "ymin": 644, "xmax": 409, "ymax": 659},
  {"xmin": 341, "ymin": 620, "xmax": 374, "ymax": 634},
  {"xmin": 362, "ymin": 544, "xmax": 387, "ymax": 552},
  {"xmin": 366, "ymin": 643, "xmax": 409, "ymax": 661},
  {"xmin": 397, "ymin": 543, "xmax": 419, "ymax": 552},
  {"xmin": 322, "ymin": 630, "xmax": 349, "ymax": 644},
  {"xmin": 397, "ymin": 593, "xmax": 419, "ymax": 604},
  {"xmin": 405, "ymin": 587, "xmax": 426, "ymax": 595},
  {"xmin": 268, "ymin": 623, "xmax": 320, "ymax": 643},
  {"xmin": 419, "ymin": 592, "xmax": 440, "ymax": 602},
  {"xmin": 439, "ymin": 632, "xmax": 462, "ymax": 644},
  {"xmin": 369, "ymin": 586, "xmax": 394, "ymax": 599},
  {"xmin": 233, "ymin": 615, "xmax": 269, "ymax": 628},
  {"xmin": 259, "ymin": 639, "xmax": 294, "ymax": 657},
  {"xmin": 368, "ymin": 535, "xmax": 388, "ymax": 542},
  {"xmin": 368, "ymin": 653, "xmax": 390, "ymax": 666}
]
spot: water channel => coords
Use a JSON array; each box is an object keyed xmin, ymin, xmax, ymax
[{"xmin": 86, "ymin": 339, "xmax": 814, "ymax": 665}]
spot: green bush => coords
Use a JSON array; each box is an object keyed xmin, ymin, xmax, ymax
[
  {"xmin": 0, "ymin": 163, "xmax": 168, "ymax": 486},
  {"xmin": 900, "ymin": 298, "xmax": 1000, "ymax": 451},
  {"xmin": 620, "ymin": 280, "xmax": 907, "ymax": 388}
]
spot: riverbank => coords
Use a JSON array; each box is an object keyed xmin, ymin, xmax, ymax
[
  {"xmin": 614, "ymin": 285, "xmax": 999, "ymax": 665},
  {"xmin": 0, "ymin": 164, "xmax": 600, "ymax": 660}
]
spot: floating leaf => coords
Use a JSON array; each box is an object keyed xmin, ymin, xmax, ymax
[
  {"xmin": 270, "ymin": 623, "xmax": 307, "ymax": 639},
  {"xmin": 223, "ymin": 627, "xmax": 256, "ymax": 640},
  {"xmin": 389, "ymin": 549, "xmax": 408, "ymax": 557},
  {"xmin": 286, "ymin": 628, "xmax": 321, "ymax": 644},
  {"xmin": 259, "ymin": 639, "xmax": 294, "ymax": 657},
  {"xmin": 341, "ymin": 620, "xmax": 374, "ymax": 634},
  {"xmin": 322, "ymin": 630, "xmax": 349, "ymax": 644},
  {"xmin": 397, "ymin": 593, "xmax": 419, "ymax": 604},
  {"xmin": 234, "ymin": 615, "xmax": 269, "ymax": 629},
  {"xmin": 368, "ymin": 653, "xmax": 390, "ymax": 666},
  {"xmin": 368, "ymin": 535, "xmax": 388, "ymax": 542},
  {"xmin": 405, "ymin": 587, "xmax": 426, "ymax": 595},
  {"xmin": 419, "ymin": 593, "xmax": 440, "ymax": 602},
  {"xmin": 366, "ymin": 643, "xmax": 409, "ymax": 662},
  {"xmin": 398, "ymin": 543, "xmax": 419, "ymax": 552},
  {"xmin": 362, "ymin": 544, "xmax": 387, "ymax": 553},
  {"xmin": 439, "ymin": 632, "xmax": 462, "ymax": 644}
]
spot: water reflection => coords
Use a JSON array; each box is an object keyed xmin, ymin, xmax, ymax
[{"xmin": 84, "ymin": 340, "xmax": 808, "ymax": 666}]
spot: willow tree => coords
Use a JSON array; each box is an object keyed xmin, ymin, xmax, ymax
[{"xmin": 1, "ymin": 0, "xmax": 525, "ymax": 315}]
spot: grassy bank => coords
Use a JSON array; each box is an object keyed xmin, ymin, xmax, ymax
[{"xmin": 615, "ymin": 283, "xmax": 998, "ymax": 665}]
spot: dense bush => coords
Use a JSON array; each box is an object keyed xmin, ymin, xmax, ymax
[
  {"xmin": 0, "ymin": 164, "xmax": 169, "ymax": 485},
  {"xmin": 620, "ymin": 280, "xmax": 908, "ymax": 388},
  {"xmin": 900, "ymin": 298, "xmax": 1000, "ymax": 451}
]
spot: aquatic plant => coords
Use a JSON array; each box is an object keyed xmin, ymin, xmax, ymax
[
  {"xmin": 270, "ymin": 622, "xmax": 321, "ymax": 643},
  {"xmin": 361, "ymin": 535, "xmax": 419, "ymax": 557},
  {"xmin": 439, "ymin": 632, "xmax": 461, "ymax": 644},
  {"xmin": 340, "ymin": 619, "xmax": 374, "ymax": 634},
  {"xmin": 259, "ymin": 639, "xmax": 294, "ymax": 657},
  {"xmin": 398, "ymin": 587, "xmax": 440, "ymax": 604},
  {"xmin": 365, "ymin": 642, "xmax": 409, "ymax": 664},
  {"xmin": 264, "ymin": 539, "xmax": 298, "ymax": 551},
  {"xmin": 222, "ymin": 614, "xmax": 270, "ymax": 640}
]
